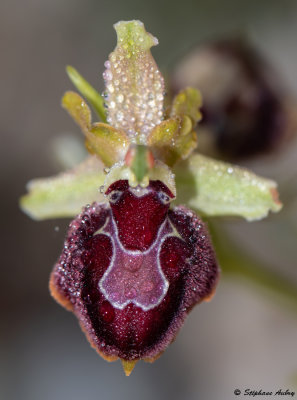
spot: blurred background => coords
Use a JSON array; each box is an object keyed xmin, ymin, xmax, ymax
[{"xmin": 1, "ymin": 0, "xmax": 297, "ymax": 399}]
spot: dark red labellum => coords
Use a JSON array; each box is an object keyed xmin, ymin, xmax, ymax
[{"xmin": 50, "ymin": 180, "xmax": 219, "ymax": 362}]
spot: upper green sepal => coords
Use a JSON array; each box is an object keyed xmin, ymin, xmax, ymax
[
  {"xmin": 174, "ymin": 153, "xmax": 282, "ymax": 221},
  {"xmin": 114, "ymin": 20, "xmax": 158, "ymax": 52},
  {"xmin": 104, "ymin": 21, "xmax": 164, "ymax": 140}
]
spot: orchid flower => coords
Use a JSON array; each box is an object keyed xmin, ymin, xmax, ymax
[{"xmin": 20, "ymin": 20, "xmax": 282, "ymax": 376}]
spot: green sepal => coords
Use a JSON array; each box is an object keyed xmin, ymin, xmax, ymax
[
  {"xmin": 114, "ymin": 20, "xmax": 157, "ymax": 53},
  {"xmin": 104, "ymin": 21, "xmax": 164, "ymax": 139},
  {"xmin": 20, "ymin": 156, "xmax": 106, "ymax": 220},
  {"xmin": 66, "ymin": 65, "xmax": 107, "ymax": 122},
  {"xmin": 174, "ymin": 153, "xmax": 282, "ymax": 221}
]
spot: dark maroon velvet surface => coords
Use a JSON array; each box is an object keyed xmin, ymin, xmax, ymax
[{"xmin": 51, "ymin": 181, "xmax": 219, "ymax": 361}]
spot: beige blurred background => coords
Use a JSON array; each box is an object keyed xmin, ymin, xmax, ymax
[{"xmin": 1, "ymin": 0, "xmax": 297, "ymax": 399}]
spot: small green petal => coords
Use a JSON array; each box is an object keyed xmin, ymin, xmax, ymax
[
  {"xmin": 170, "ymin": 87, "xmax": 202, "ymax": 126},
  {"xmin": 179, "ymin": 115, "xmax": 193, "ymax": 136},
  {"xmin": 148, "ymin": 118, "xmax": 180, "ymax": 165},
  {"xmin": 20, "ymin": 156, "xmax": 105, "ymax": 220},
  {"xmin": 148, "ymin": 118, "xmax": 197, "ymax": 166},
  {"xmin": 62, "ymin": 91, "xmax": 91, "ymax": 133},
  {"xmin": 174, "ymin": 153, "xmax": 282, "ymax": 221},
  {"xmin": 86, "ymin": 123, "xmax": 129, "ymax": 167},
  {"xmin": 66, "ymin": 65, "xmax": 107, "ymax": 122},
  {"xmin": 104, "ymin": 20, "xmax": 164, "ymax": 141},
  {"xmin": 175, "ymin": 130, "xmax": 198, "ymax": 160},
  {"xmin": 148, "ymin": 87, "xmax": 202, "ymax": 165},
  {"xmin": 62, "ymin": 92, "xmax": 129, "ymax": 166}
]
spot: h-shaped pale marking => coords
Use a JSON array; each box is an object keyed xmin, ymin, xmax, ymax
[{"xmin": 93, "ymin": 214, "xmax": 182, "ymax": 311}]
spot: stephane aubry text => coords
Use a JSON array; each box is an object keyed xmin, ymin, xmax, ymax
[{"xmin": 244, "ymin": 389, "xmax": 295, "ymax": 397}]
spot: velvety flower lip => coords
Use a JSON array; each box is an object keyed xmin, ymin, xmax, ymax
[
  {"xmin": 106, "ymin": 179, "xmax": 175, "ymax": 251},
  {"xmin": 20, "ymin": 20, "xmax": 282, "ymax": 375},
  {"xmin": 50, "ymin": 187, "xmax": 219, "ymax": 366}
]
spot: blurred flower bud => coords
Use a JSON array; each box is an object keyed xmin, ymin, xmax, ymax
[{"xmin": 171, "ymin": 36, "xmax": 297, "ymax": 160}]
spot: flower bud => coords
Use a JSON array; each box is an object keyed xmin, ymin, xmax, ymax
[{"xmin": 172, "ymin": 37, "xmax": 296, "ymax": 159}]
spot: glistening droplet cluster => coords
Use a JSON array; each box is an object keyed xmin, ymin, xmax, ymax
[{"xmin": 103, "ymin": 22, "xmax": 165, "ymax": 143}]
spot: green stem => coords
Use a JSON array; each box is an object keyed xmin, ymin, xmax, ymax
[{"xmin": 208, "ymin": 221, "xmax": 297, "ymax": 312}]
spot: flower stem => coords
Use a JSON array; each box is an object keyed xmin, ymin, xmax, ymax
[{"xmin": 209, "ymin": 221, "xmax": 297, "ymax": 312}]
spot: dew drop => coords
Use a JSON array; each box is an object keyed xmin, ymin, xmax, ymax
[
  {"xmin": 107, "ymin": 84, "xmax": 114, "ymax": 93},
  {"xmin": 104, "ymin": 70, "xmax": 113, "ymax": 81},
  {"xmin": 116, "ymin": 94, "xmax": 124, "ymax": 103},
  {"xmin": 148, "ymin": 92, "xmax": 154, "ymax": 100},
  {"xmin": 116, "ymin": 111, "xmax": 124, "ymax": 122},
  {"xmin": 148, "ymin": 100, "xmax": 155, "ymax": 107}
]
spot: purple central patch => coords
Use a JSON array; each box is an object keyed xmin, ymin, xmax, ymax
[{"xmin": 96, "ymin": 216, "xmax": 180, "ymax": 310}]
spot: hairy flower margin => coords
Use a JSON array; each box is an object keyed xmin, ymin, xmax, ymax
[{"xmin": 20, "ymin": 21, "xmax": 282, "ymax": 375}]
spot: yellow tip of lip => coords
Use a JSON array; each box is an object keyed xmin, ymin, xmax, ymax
[{"xmin": 121, "ymin": 359, "xmax": 138, "ymax": 376}]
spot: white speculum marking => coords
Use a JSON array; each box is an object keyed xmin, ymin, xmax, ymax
[{"xmin": 94, "ymin": 215, "xmax": 181, "ymax": 311}]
